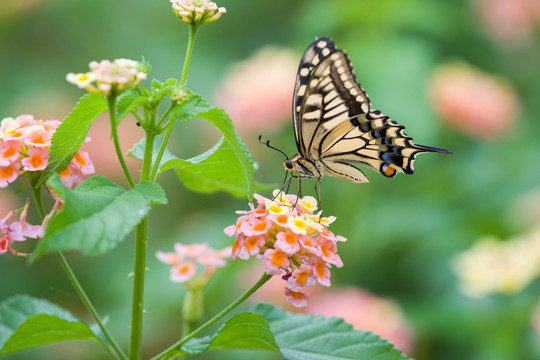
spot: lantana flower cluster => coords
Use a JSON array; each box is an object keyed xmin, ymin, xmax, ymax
[
  {"xmin": 66, "ymin": 59, "xmax": 148, "ymax": 96},
  {"xmin": 0, "ymin": 114, "xmax": 94, "ymax": 188},
  {"xmin": 225, "ymin": 190, "xmax": 346, "ymax": 307},
  {"xmin": 0, "ymin": 200, "xmax": 50, "ymax": 256},
  {"xmin": 453, "ymin": 230, "xmax": 540, "ymax": 297},
  {"xmin": 170, "ymin": 0, "xmax": 226, "ymax": 26},
  {"xmin": 157, "ymin": 242, "xmax": 232, "ymax": 287}
]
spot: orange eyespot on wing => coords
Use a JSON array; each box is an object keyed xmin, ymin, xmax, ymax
[{"xmin": 380, "ymin": 163, "xmax": 397, "ymax": 178}]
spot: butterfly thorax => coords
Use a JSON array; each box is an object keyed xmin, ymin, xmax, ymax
[{"xmin": 284, "ymin": 154, "xmax": 321, "ymax": 179}]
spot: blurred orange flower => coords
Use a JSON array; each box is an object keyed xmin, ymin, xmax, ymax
[
  {"xmin": 215, "ymin": 46, "xmax": 297, "ymax": 134},
  {"xmin": 474, "ymin": 0, "xmax": 540, "ymax": 46},
  {"xmin": 428, "ymin": 62, "xmax": 519, "ymax": 140}
]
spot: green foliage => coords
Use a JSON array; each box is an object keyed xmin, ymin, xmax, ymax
[
  {"xmin": 116, "ymin": 89, "xmax": 146, "ymax": 124},
  {"xmin": 162, "ymin": 137, "xmax": 253, "ymax": 198},
  {"xmin": 37, "ymin": 93, "xmax": 108, "ymax": 187},
  {"xmin": 253, "ymin": 303, "xmax": 411, "ymax": 360},
  {"xmin": 181, "ymin": 313, "xmax": 279, "ymax": 354},
  {"xmin": 128, "ymin": 90, "xmax": 255, "ymax": 198},
  {"xmin": 170, "ymin": 91, "xmax": 211, "ymax": 123},
  {"xmin": 128, "ymin": 135, "xmax": 177, "ymax": 172},
  {"xmin": 0, "ymin": 295, "xmax": 102, "ymax": 355},
  {"xmin": 180, "ymin": 305, "xmax": 410, "ymax": 360},
  {"xmin": 32, "ymin": 175, "xmax": 167, "ymax": 259},
  {"xmin": 196, "ymin": 107, "xmax": 255, "ymax": 199}
]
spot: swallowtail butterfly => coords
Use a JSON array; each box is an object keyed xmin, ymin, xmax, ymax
[{"xmin": 281, "ymin": 37, "xmax": 450, "ymax": 186}]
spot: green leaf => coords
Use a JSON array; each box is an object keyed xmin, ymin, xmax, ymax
[
  {"xmin": 198, "ymin": 108, "xmax": 254, "ymax": 199},
  {"xmin": 171, "ymin": 91, "xmax": 211, "ymax": 123},
  {"xmin": 253, "ymin": 303, "xmax": 411, "ymax": 360},
  {"xmin": 32, "ymin": 175, "xmax": 167, "ymax": 259},
  {"xmin": 0, "ymin": 295, "xmax": 101, "ymax": 355},
  {"xmin": 161, "ymin": 137, "xmax": 252, "ymax": 198},
  {"xmin": 116, "ymin": 89, "xmax": 146, "ymax": 124},
  {"xmin": 127, "ymin": 136, "xmax": 176, "ymax": 172},
  {"xmin": 37, "ymin": 93, "xmax": 108, "ymax": 187},
  {"xmin": 181, "ymin": 313, "xmax": 279, "ymax": 355}
]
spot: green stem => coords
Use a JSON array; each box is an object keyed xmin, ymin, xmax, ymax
[
  {"xmin": 151, "ymin": 274, "xmax": 272, "ymax": 360},
  {"xmin": 108, "ymin": 95, "xmax": 136, "ymax": 188},
  {"xmin": 150, "ymin": 124, "xmax": 174, "ymax": 181},
  {"xmin": 31, "ymin": 185, "xmax": 127, "ymax": 360},
  {"xmin": 180, "ymin": 24, "xmax": 199, "ymax": 86},
  {"xmin": 57, "ymin": 252, "xmax": 127, "ymax": 359},
  {"xmin": 31, "ymin": 183, "xmax": 46, "ymax": 218},
  {"xmin": 128, "ymin": 132, "xmax": 156, "ymax": 360},
  {"xmin": 156, "ymin": 104, "xmax": 174, "ymax": 129}
]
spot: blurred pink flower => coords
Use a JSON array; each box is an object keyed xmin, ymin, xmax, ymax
[
  {"xmin": 307, "ymin": 288, "xmax": 415, "ymax": 355},
  {"xmin": 428, "ymin": 62, "xmax": 519, "ymax": 140},
  {"xmin": 215, "ymin": 46, "xmax": 297, "ymax": 134},
  {"xmin": 0, "ymin": 199, "xmax": 53, "ymax": 257},
  {"xmin": 474, "ymin": 0, "xmax": 540, "ymax": 45},
  {"xmin": 156, "ymin": 242, "xmax": 231, "ymax": 286}
]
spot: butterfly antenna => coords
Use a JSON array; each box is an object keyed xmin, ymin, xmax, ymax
[{"xmin": 258, "ymin": 135, "xmax": 289, "ymax": 160}]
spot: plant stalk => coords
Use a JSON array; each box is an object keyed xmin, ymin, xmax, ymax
[
  {"xmin": 151, "ymin": 273, "xmax": 272, "ymax": 360},
  {"xmin": 107, "ymin": 95, "xmax": 136, "ymax": 188},
  {"xmin": 128, "ymin": 131, "xmax": 156, "ymax": 360},
  {"xmin": 180, "ymin": 24, "xmax": 198, "ymax": 86}
]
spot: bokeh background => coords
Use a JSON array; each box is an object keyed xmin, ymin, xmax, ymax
[{"xmin": 2, "ymin": 0, "xmax": 540, "ymax": 359}]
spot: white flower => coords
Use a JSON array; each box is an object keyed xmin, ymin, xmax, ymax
[{"xmin": 170, "ymin": 0, "xmax": 226, "ymax": 25}]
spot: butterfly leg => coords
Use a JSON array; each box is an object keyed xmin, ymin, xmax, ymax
[
  {"xmin": 315, "ymin": 177, "xmax": 322, "ymax": 221},
  {"xmin": 273, "ymin": 171, "xmax": 293, "ymax": 201},
  {"xmin": 293, "ymin": 177, "xmax": 302, "ymax": 209}
]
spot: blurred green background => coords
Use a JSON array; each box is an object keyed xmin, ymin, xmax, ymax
[{"xmin": 1, "ymin": 0, "xmax": 540, "ymax": 359}]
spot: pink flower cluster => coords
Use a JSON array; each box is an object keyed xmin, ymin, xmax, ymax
[
  {"xmin": 0, "ymin": 200, "xmax": 47, "ymax": 256},
  {"xmin": 0, "ymin": 115, "xmax": 94, "ymax": 188},
  {"xmin": 170, "ymin": 0, "xmax": 226, "ymax": 26},
  {"xmin": 225, "ymin": 190, "xmax": 346, "ymax": 307},
  {"xmin": 157, "ymin": 242, "xmax": 232, "ymax": 286},
  {"xmin": 66, "ymin": 59, "xmax": 147, "ymax": 96}
]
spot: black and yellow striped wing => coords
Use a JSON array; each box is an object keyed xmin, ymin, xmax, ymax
[{"xmin": 293, "ymin": 37, "xmax": 450, "ymax": 182}]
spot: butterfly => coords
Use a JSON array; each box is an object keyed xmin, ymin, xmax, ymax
[{"xmin": 267, "ymin": 37, "xmax": 450, "ymax": 196}]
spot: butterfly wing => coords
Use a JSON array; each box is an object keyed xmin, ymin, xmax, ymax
[
  {"xmin": 293, "ymin": 37, "xmax": 450, "ymax": 182},
  {"xmin": 293, "ymin": 37, "xmax": 371, "ymax": 158},
  {"xmin": 318, "ymin": 110, "xmax": 451, "ymax": 180}
]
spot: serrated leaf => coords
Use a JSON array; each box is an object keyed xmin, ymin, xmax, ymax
[
  {"xmin": 32, "ymin": 175, "xmax": 167, "ymax": 259},
  {"xmin": 0, "ymin": 295, "xmax": 101, "ymax": 355},
  {"xmin": 161, "ymin": 137, "xmax": 252, "ymax": 198},
  {"xmin": 127, "ymin": 135, "xmax": 176, "ymax": 172},
  {"xmin": 37, "ymin": 93, "xmax": 108, "ymax": 187},
  {"xmin": 181, "ymin": 313, "xmax": 279, "ymax": 355},
  {"xmin": 253, "ymin": 303, "xmax": 411, "ymax": 360},
  {"xmin": 171, "ymin": 92, "xmax": 211, "ymax": 123},
  {"xmin": 198, "ymin": 108, "xmax": 254, "ymax": 199},
  {"xmin": 116, "ymin": 89, "xmax": 146, "ymax": 124}
]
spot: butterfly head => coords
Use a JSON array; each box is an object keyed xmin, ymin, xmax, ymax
[
  {"xmin": 285, "ymin": 154, "xmax": 319, "ymax": 179},
  {"xmin": 284, "ymin": 159, "xmax": 294, "ymax": 171}
]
